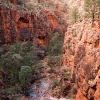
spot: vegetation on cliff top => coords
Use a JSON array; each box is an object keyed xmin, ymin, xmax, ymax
[{"xmin": 84, "ymin": 0, "xmax": 100, "ymax": 26}]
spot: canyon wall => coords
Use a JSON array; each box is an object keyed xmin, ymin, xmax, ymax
[
  {"xmin": 0, "ymin": 1, "xmax": 60, "ymax": 45},
  {"xmin": 63, "ymin": 21, "xmax": 100, "ymax": 100}
]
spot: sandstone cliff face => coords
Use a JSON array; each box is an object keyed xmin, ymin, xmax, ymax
[
  {"xmin": 63, "ymin": 21, "xmax": 100, "ymax": 100},
  {"xmin": 0, "ymin": 2, "xmax": 60, "ymax": 45}
]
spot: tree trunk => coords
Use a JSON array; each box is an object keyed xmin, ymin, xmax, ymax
[{"xmin": 91, "ymin": 10, "xmax": 95, "ymax": 27}]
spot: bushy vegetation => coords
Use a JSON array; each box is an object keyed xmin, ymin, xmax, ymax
[
  {"xmin": 18, "ymin": 0, "xmax": 24, "ymax": 5},
  {"xmin": 19, "ymin": 66, "xmax": 32, "ymax": 87},
  {"xmin": 48, "ymin": 56, "xmax": 61, "ymax": 68},
  {"xmin": 0, "ymin": 41, "xmax": 46, "ymax": 98},
  {"xmin": 47, "ymin": 32, "xmax": 64, "ymax": 80},
  {"xmin": 84, "ymin": 0, "xmax": 100, "ymax": 26},
  {"xmin": 47, "ymin": 32, "xmax": 64, "ymax": 56},
  {"xmin": 70, "ymin": 7, "xmax": 79, "ymax": 23},
  {"xmin": 47, "ymin": 32, "xmax": 64, "ymax": 64}
]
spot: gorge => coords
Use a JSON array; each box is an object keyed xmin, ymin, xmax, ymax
[{"xmin": 0, "ymin": 0, "xmax": 100, "ymax": 100}]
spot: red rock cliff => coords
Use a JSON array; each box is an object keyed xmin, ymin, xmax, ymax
[
  {"xmin": 63, "ymin": 21, "xmax": 100, "ymax": 100},
  {"xmin": 0, "ymin": 2, "xmax": 60, "ymax": 45}
]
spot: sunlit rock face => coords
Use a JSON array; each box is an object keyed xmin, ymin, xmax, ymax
[
  {"xmin": 67, "ymin": 0, "xmax": 84, "ymax": 13},
  {"xmin": 63, "ymin": 21, "xmax": 100, "ymax": 100},
  {"xmin": 0, "ymin": 1, "xmax": 60, "ymax": 45}
]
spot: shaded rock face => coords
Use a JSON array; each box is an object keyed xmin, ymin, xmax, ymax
[
  {"xmin": 63, "ymin": 21, "xmax": 100, "ymax": 100},
  {"xmin": 9, "ymin": 0, "xmax": 29, "ymax": 4},
  {"xmin": 0, "ymin": 2, "xmax": 60, "ymax": 45}
]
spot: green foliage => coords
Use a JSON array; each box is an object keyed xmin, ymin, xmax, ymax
[
  {"xmin": 48, "ymin": 56, "xmax": 61, "ymax": 68},
  {"xmin": 30, "ymin": 46, "xmax": 42, "ymax": 64},
  {"xmin": 84, "ymin": 0, "xmax": 100, "ymax": 14},
  {"xmin": 19, "ymin": 66, "xmax": 32, "ymax": 86},
  {"xmin": 18, "ymin": 0, "xmax": 24, "ymax": 5},
  {"xmin": 0, "ymin": 40, "xmax": 47, "ymax": 98},
  {"xmin": 20, "ymin": 41, "xmax": 32, "ymax": 53},
  {"xmin": 1, "ymin": 87, "xmax": 14, "ymax": 96},
  {"xmin": 71, "ymin": 7, "xmax": 79, "ymax": 23},
  {"xmin": 0, "ymin": 41, "xmax": 33, "ymax": 88},
  {"xmin": 59, "ymin": 18, "xmax": 63, "ymax": 25},
  {"xmin": 0, "ymin": 86, "xmax": 22, "ymax": 98},
  {"xmin": 47, "ymin": 1, "xmax": 54, "ymax": 6},
  {"xmin": 52, "ymin": 80, "xmax": 58, "ymax": 88},
  {"xmin": 47, "ymin": 32, "xmax": 64, "ymax": 56},
  {"xmin": 47, "ymin": 32, "xmax": 63, "ymax": 72},
  {"xmin": 84, "ymin": 0, "xmax": 100, "ymax": 25},
  {"xmin": 32, "ymin": 62, "xmax": 44, "ymax": 71},
  {"xmin": 64, "ymin": 72, "xmax": 69, "ymax": 77},
  {"xmin": 0, "ymin": 32, "xmax": 63, "ymax": 98}
]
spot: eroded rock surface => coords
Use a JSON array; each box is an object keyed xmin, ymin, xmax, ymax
[
  {"xmin": 0, "ymin": 2, "xmax": 60, "ymax": 45},
  {"xmin": 63, "ymin": 21, "xmax": 100, "ymax": 100}
]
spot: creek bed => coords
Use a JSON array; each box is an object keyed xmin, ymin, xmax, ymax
[{"xmin": 28, "ymin": 78, "xmax": 72, "ymax": 100}]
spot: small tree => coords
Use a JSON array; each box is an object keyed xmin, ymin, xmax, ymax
[
  {"xmin": 84, "ymin": 0, "xmax": 100, "ymax": 26},
  {"xmin": 47, "ymin": 32, "xmax": 64, "ymax": 56},
  {"xmin": 19, "ymin": 66, "xmax": 32, "ymax": 87},
  {"xmin": 71, "ymin": 7, "xmax": 79, "ymax": 23}
]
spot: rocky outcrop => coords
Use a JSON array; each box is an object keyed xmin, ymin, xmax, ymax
[
  {"xmin": 63, "ymin": 21, "xmax": 100, "ymax": 100},
  {"xmin": 0, "ymin": 2, "xmax": 60, "ymax": 45}
]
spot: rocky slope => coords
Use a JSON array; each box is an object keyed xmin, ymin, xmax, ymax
[
  {"xmin": 0, "ymin": 0, "xmax": 61, "ymax": 45},
  {"xmin": 63, "ymin": 21, "xmax": 100, "ymax": 100}
]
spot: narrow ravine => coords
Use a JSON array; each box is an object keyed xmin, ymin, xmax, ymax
[
  {"xmin": 28, "ymin": 78, "xmax": 71, "ymax": 100},
  {"xmin": 27, "ymin": 57, "xmax": 72, "ymax": 100}
]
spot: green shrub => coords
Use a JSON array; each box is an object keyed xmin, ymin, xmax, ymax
[
  {"xmin": 70, "ymin": 7, "xmax": 79, "ymax": 23},
  {"xmin": 32, "ymin": 62, "xmax": 44, "ymax": 71},
  {"xmin": 48, "ymin": 56, "xmax": 61, "ymax": 68},
  {"xmin": 64, "ymin": 72, "xmax": 69, "ymax": 77},
  {"xmin": 19, "ymin": 66, "xmax": 32, "ymax": 86},
  {"xmin": 59, "ymin": 18, "xmax": 63, "ymax": 25},
  {"xmin": 30, "ymin": 46, "xmax": 42, "ymax": 64},
  {"xmin": 47, "ymin": 32, "xmax": 64, "ymax": 56},
  {"xmin": 18, "ymin": 0, "xmax": 24, "ymax": 5},
  {"xmin": 84, "ymin": 0, "xmax": 100, "ymax": 26},
  {"xmin": 52, "ymin": 80, "xmax": 58, "ymax": 88},
  {"xmin": 48, "ymin": 1, "xmax": 54, "ymax": 6},
  {"xmin": 0, "ymin": 41, "xmax": 33, "ymax": 88},
  {"xmin": 1, "ymin": 88, "xmax": 14, "ymax": 96}
]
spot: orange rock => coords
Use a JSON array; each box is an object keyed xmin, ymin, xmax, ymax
[
  {"xmin": 20, "ymin": 96, "xmax": 28, "ymax": 100},
  {"xmin": 0, "ymin": 3, "xmax": 61, "ymax": 46},
  {"xmin": 63, "ymin": 21, "xmax": 100, "ymax": 99}
]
